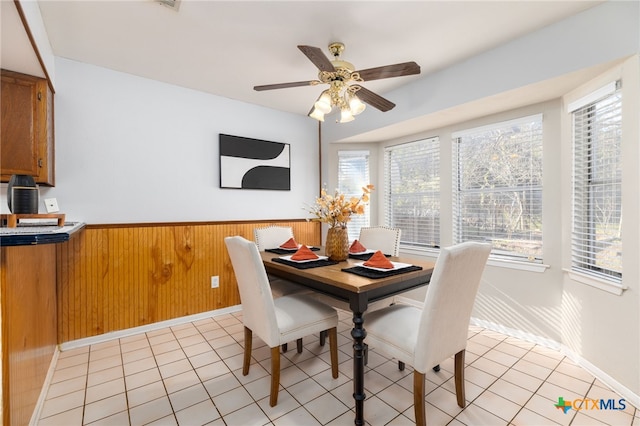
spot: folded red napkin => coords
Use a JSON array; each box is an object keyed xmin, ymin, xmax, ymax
[
  {"xmin": 363, "ymin": 250, "xmax": 394, "ymax": 269},
  {"xmin": 349, "ymin": 239, "xmax": 367, "ymax": 253},
  {"xmin": 291, "ymin": 245, "xmax": 319, "ymax": 261},
  {"xmin": 279, "ymin": 237, "xmax": 298, "ymax": 249}
]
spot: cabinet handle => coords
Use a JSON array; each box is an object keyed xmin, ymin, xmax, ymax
[
  {"xmin": 37, "ymin": 91, "xmax": 42, "ymax": 101},
  {"xmin": 38, "ymin": 158, "xmax": 43, "ymax": 168}
]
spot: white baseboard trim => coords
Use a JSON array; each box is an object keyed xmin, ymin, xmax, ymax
[
  {"xmin": 469, "ymin": 317, "xmax": 640, "ymax": 409},
  {"xmin": 32, "ymin": 305, "xmax": 241, "ymax": 424},
  {"xmin": 59, "ymin": 304, "xmax": 242, "ymax": 352},
  {"xmin": 561, "ymin": 346, "xmax": 640, "ymax": 409},
  {"xmin": 392, "ymin": 297, "xmax": 639, "ymax": 409},
  {"xmin": 41, "ymin": 302, "xmax": 640, "ymax": 421},
  {"xmin": 469, "ymin": 317, "xmax": 561, "ymax": 351},
  {"xmin": 29, "ymin": 348, "xmax": 60, "ymax": 425}
]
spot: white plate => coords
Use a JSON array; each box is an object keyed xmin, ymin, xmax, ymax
[
  {"xmin": 355, "ymin": 261, "xmax": 413, "ymax": 272},
  {"xmin": 349, "ymin": 249, "xmax": 375, "ymax": 255},
  {"xmin": 280, "ymin": 254, "xmax": 327, "ymax": 263}
]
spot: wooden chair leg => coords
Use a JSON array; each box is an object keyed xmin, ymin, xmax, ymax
[
  {"xmin": 319, "ymin": 330, "xmax": 327, "ymax": 346},
  {"xmin": 270, "ymin": 346, "xmax": 281, "ymax": 407},
  {"xmin": 328, "ymin": 327, "xmax": 339, "ymax": 378},
  {"xmin": 296, "ymin": 338, "xmax": 303, "ymax": 354},
  {"xmin": 243, "ymin": 327, "xmax": 252, "ymax": 376},
  {"xmin": 282, "ymin": 343, "xmax": 288, "ymax": 352},
  {"xmin": 398, "ymin": 361, "xmax": 405, "ymax": 371},
  {"xmin": 454, "ymin": 350, "xmax": 466, "ymax": 408},
  {"xmin": 413, "ymin": 371, "xmax": 426, "ymax": 426}
]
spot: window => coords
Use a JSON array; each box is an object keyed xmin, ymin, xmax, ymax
[
  {"xmin": 338, "ymin": 150, "xmax": 370, "ymax": 240},
  {"xmin": 571, "ymin": 82, "xmax": 622, "ymax": 282},
  {"xmin": 453, "ymin": 115, "xmax": 543, "ymax": 261},
  {"xmin": 384, "ymin": 138, "xmax": 440, "ymax": 249}
]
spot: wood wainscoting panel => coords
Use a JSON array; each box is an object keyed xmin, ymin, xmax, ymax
[
  {"xmin": 56, "ymin": 220, "xmax": 320, "ymax": 342},
  {"xmin": 2, "ymin": 244, "xmax": 58, "ymax": 426}
]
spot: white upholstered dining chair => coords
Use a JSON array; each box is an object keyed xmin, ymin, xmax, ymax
[
  {"xmin": 364, "ymin": 242, "xmax": 491, "ymax": 426},
  {"xmin": 254, "ymin": 225, "xmax": 309, "ymax": 298},
  {"xmin": 254, "ymin": 226, "xmax": 313, "ymax": 352},
  {"xmin": 358, "ymin": 226, "xmax": 401, "ymax": 256},
  {"xmin": 254, "ymin": 225, "xmax": 295, "ymax": 255},
  {"xmin": 224, "ymin": 236, "xmax": 339, "ymax": 407}
]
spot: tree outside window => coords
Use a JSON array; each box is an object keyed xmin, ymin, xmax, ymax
[{"xmin": 453, "ymin": 115, "xmax": 543, "ymax": 261}]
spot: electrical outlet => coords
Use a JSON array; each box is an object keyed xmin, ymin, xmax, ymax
[
  {"xmin": 211, "ymin": 276, "xmax": 219, "ymax": 288},
  {"xmin": 44, "ymin": 198, "xmax": 60, "ymax": 213}
]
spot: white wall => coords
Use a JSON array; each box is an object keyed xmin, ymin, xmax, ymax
[
  {"xmin": 322, "ymin": 0, "xmax": 640, "ymax": 145},
  {"xmin": 333, "ymin": 57, "xmax": 640, "ymax": 404},
  {"xmin": 371, "ymin": 100, "xmax": 565, "ymax": 342},
  {"xmin": 560, "ymin": 57, "xmax": 640, "ymax": 401},
  {"xmin": 325, "ymin": 1, "xmax": 640, "ymax": 402},
  {"xmin": 33, "ymin": 58, "xmax": 318, "ymax": 224},
  {"xmin": 5, "ymin": 0, "xmax": 639, "ymax": 405}
]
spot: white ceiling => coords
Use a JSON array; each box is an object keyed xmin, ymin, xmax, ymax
[{"xmin": 25, "ymin": 0, "xmax": 603, "ymax": 120}]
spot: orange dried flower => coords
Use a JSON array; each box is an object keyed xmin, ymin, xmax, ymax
[{"xmin": 305, "ymin": 185, "xmax": 374, "ymax": 228}]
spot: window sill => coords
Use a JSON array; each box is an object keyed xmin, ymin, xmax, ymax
[
  {"xmin": 400, "ymin": 247, "xmax": 549, "ymax": 273},
  {"xmin": 487, "ymin": 257, "xmax": 549, "ymax": 273},
  {"xmin": 564, "ymin": 269, "xmax": 627, "ymax": 296},
  {"xmin": 399, "ymin": 246, "xmax": 439, "ymax": 259}
]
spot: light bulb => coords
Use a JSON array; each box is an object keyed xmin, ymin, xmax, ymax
[
  {"xmin": 349, "ymin": 94, "xmax": 366, "ymax": 115},
  {"xmin": 314, "ymin": 90, "xmax": 332, "ymax": 114},
  {"xmin": 339, "ymin": 107, "xmax": 354, "ymax": 123},
  {"xmin": 309, "ymin": 107, "xmax": 325, "ymax": 122}
]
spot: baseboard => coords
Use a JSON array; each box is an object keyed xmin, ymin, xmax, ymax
[
  {"xmin": 29, "ymin": 348, "xmax": 60, "ymax": 425},
  {"xmin": 469, "ymin": 317, "xmax": 640, "ymax": 409},
  {"xmin": 392, "ymin": 296, "xmax": 639, "ymax": 408},
  {"xmin": 43, "ymin": 301, "xmax": 640, "ymax": 418},
  {"xmin": 31, "ymin": 305, "xmax": 242, "ymax": 424},
  {"xmin": 59, "ymin": 304, "xmax": 242, "ymax": 351},
  {"xmin": 469, "ymin": 317, "xmax": 561, "ymax": 351},
  {"xmin": 561, "ymin": 346, "xmax": 640, "ymax": 409}
]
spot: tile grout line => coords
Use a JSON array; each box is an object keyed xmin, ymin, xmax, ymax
[
  {"xmin": 38, "ymin": 315, "xmax": 637, "ymax": 426},
  {"xmin": 463, "ymin": 330, "xmax": 561, "ymax": 425}
]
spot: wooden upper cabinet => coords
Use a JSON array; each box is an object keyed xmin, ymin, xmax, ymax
[{"xmin": 1, "ymin": 69, "xmax": 55, "ymax": 186}]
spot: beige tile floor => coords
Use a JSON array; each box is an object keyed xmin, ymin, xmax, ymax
[{"xmin": 36, "ymin": 310, "xmax": 638, "ymax": 425}]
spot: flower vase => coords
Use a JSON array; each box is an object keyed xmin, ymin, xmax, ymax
[{"xmin": 325, "ymin": 226, "xmax": 349, "ymax": 261}]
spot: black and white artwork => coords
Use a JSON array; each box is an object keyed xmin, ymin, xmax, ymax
[{"xmin": 219, "ymin": 134, "xmax": 291, "ymax": 190}]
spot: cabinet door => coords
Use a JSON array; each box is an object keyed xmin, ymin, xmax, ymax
[{"xmin": 1, "ymin": 70, "xmax": 54, "ymax": 186}]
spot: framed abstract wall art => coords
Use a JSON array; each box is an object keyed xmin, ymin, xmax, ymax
[{"xmin": 219, "ymin": 134, "xmax": 291, "ymax": 190}]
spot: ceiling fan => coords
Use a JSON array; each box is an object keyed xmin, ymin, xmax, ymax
[{"xmin": 253, "ymin": 43, "xmax": 421, "ymax": 123}]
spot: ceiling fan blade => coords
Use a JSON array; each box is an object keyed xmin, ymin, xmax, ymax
[
  {"xmin": 253, "ymin": 80, "xmax": 319, "ymax": 91},
  {"xmin": 298, "ymin": 45, "xmax": 335, "ymax": 72},
  {"xmin": 352, "ymin": 85, "xmax": 396, "ymax": 112},
  {"xmin": 356, "ymin": 61, "xmax": 420, "ymax": 82}
]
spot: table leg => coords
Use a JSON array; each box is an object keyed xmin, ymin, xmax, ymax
[{"xmin": 351, "ymin": 310, "xmax": 366, "ymax": 425}]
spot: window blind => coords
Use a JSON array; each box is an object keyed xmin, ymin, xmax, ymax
[
  {"xmin": 338, "ymin": 150, "xmax": 370, "ymax": 241},
  {"xmin": 384, "ymin": 138, "xmax": 440, "ymax": 249},
  {"xmin": 453, "ymin": 114, "xmax": 543, "ymax": 261},
  {"xmin": 572, "ymin": 83, "xmax": 622, "ymax": 281}
]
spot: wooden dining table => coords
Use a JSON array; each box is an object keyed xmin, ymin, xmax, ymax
[{"xmin": 260, "ymin": 249, "xmax": 435, "ymax": 426}]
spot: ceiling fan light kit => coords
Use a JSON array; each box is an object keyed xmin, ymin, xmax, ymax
[
  {"xmin": 253, "ymin": 42, "xmax": 420, "ymax": 123},
  {"xmin": 314, "ymin": 90, "xmax": 333, "ymax": 114}
]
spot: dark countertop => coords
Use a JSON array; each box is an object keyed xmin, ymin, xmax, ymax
[{"xmin": 0, "ymin": 222, "xmax": 85, "ymax": 246}]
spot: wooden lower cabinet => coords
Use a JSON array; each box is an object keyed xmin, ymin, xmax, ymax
[{"xmin": 1, "ymin": 244, "xmax": 58, "ymax": 426}]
